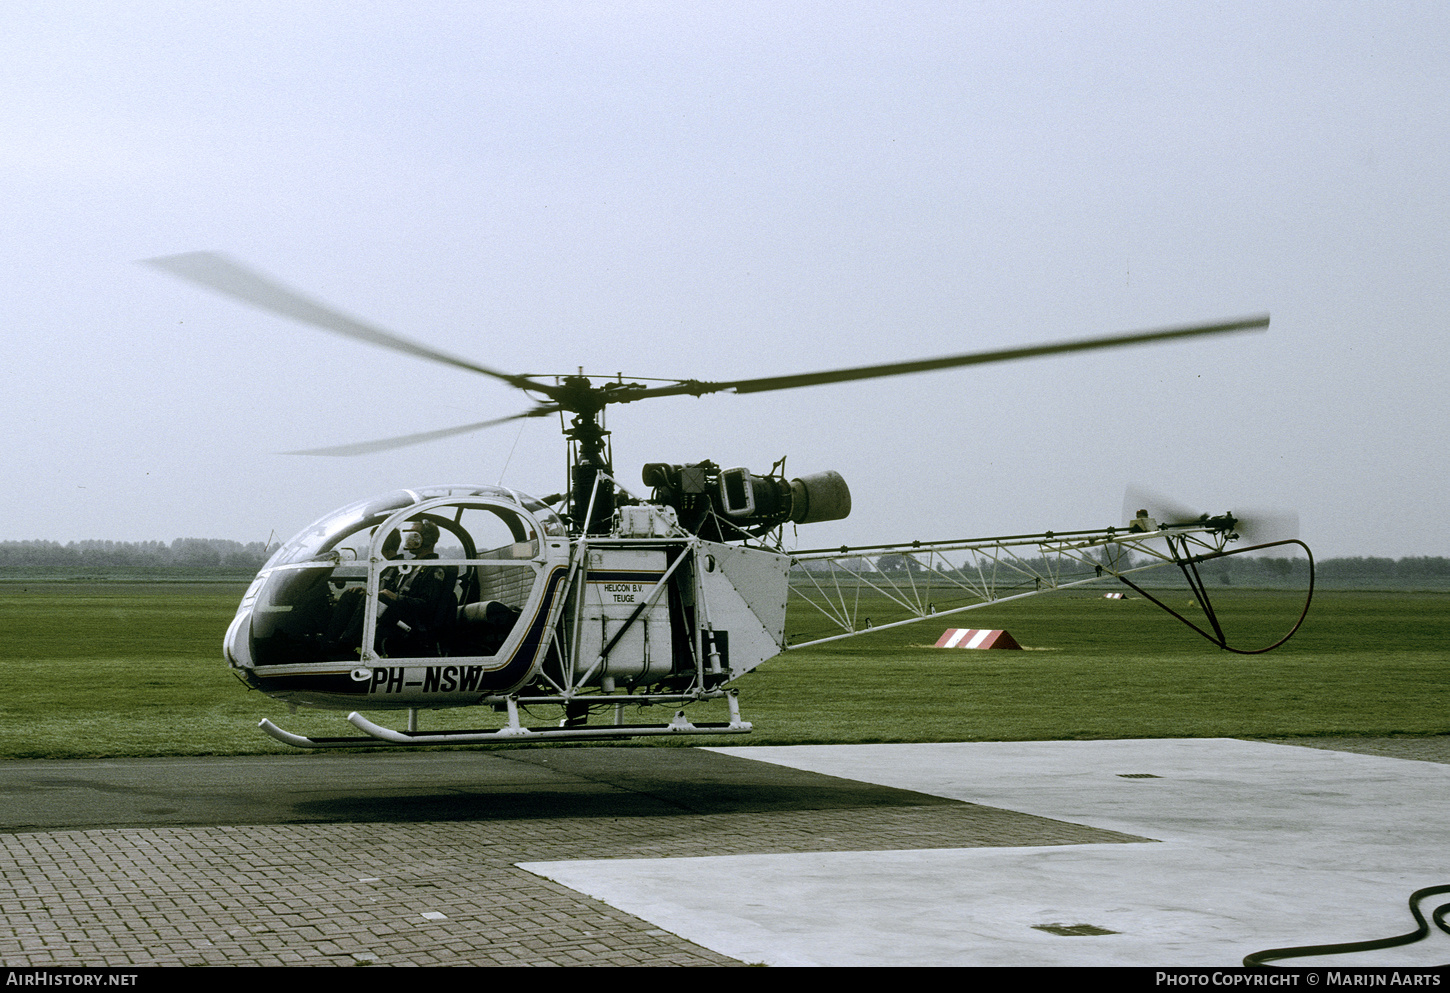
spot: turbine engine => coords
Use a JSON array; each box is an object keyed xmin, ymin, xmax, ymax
[{"xmin": 642, "ymin": 461, "xmax": 851, "ymax": 539}]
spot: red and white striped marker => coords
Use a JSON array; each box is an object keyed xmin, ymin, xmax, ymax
[{"xmin": 934, "ymin": 628, "xmax": 1022, "ymax": 650}]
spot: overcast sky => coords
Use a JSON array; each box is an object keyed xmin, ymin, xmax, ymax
[{"xmin": 3, "ymin": 1, "xmax": 1446, "ymax": 559}]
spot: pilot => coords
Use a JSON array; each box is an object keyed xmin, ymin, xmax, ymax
[
  {"xmin": 325, "ymin": 521, "xmax": 454, "ymax": 656},
  {"xmin": 377, "ymin": 521, "xmax": 452, "ymax": 635}
]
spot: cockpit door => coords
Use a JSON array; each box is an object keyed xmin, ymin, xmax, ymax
[{"xmin": 355, "ymin": 496, "xmax": 571, "ymax": 698}]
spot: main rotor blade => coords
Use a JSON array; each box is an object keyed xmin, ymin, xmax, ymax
[
  {"xmin": 145, "ymin": 252, "xmax": 550, "ymax": 395},
  {"xmin": 627, "ymin": 315, "xmax": 1269, "ymax": 401},
  {"xmin": 283, "ymin": 408, "xmax": 555, "ymax": 457}
]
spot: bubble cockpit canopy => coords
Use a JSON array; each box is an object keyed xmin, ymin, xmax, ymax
[
  {"xmin": 263, "ymin": 485, "xmax": 565, "ymax": 570},
  {"xmin": 234, "ymin": 485, "xmax": 568, "ymax": 671}
]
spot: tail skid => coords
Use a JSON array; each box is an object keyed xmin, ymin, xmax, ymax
[{"xmin": 1117, "ymin": 538, "xmax": 1315, "ymax": 654}]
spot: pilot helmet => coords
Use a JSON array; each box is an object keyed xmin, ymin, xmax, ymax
[{"xmin": 400, "ymin": 520, "xmax": 439, "ymax": 551}]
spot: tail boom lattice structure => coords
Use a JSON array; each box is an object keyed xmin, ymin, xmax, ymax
[{"xmin": 785, "ymin": 520, "xmax": 1312, "ymax": 654}]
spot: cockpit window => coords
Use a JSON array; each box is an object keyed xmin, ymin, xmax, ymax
[
  {"xmin": 248, "ymin": 493, "xmax": 553, "ymax": 666},
  {"xmin": 263, "ymin": 490, "xmax": 417, "ymax": 569}
]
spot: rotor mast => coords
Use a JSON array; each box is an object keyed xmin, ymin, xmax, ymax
[{"xmin": 556, "ymin": 375, "xmax": 615, "ymax": 534}]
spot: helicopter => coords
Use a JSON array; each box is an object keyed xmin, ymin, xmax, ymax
[{"xmin": 147, "ymin": 252, "xmax": 1313, "ymax": 749}]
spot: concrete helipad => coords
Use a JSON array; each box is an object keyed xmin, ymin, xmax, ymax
[
  {"xmin": 0, "ymin": 738, "xmax": 1446, "ymax": 967},
  {"xmin": 528, "ymin": 739, "xmax": 1450, "ymax": 967}
]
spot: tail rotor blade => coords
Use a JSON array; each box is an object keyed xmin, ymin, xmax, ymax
[
  {"xmin": 1123, "ymin": 485, "xmax": 1201, "ymax": 528},
  {"xmin": 1124, "ymin": 486, "xmax": 1300, "ymax": 546},
  {"xmin": 1233, "ymin": 507, "xmax": 1300, "ymax": 545}
]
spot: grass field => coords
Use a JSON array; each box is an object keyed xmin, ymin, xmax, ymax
[{"xmin": 0, "ymin": 579, "xmax": 1445, "ymax": 759}]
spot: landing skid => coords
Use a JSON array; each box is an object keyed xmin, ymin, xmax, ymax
[{"xmin": 259, "ymin": 690, "xmax": 753, "ymax": 749}]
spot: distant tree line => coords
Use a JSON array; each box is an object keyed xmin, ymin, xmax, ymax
[
  {"xmin": 1313, "ymin": 556, "xmax": 1450, "ymax": 579},
  {"xmin": 0, "ymin": 538, "xmax": 274, "ymax": 570},
  {"xmin": 1191, "ymin": 555, "xmax": 1450, "ymax": 583},
  {"xmin": 800, "ymin": 552, "xmax": 1450, "ymax": 584}
]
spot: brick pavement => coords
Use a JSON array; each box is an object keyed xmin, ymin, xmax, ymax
[
  {"xmin": 0, "ymin": 820, "xmax": 740, "ymax": 967},
  {"xmin": 1262, "ymin": 735, "xmax": 1450, "ymax": 764}
]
